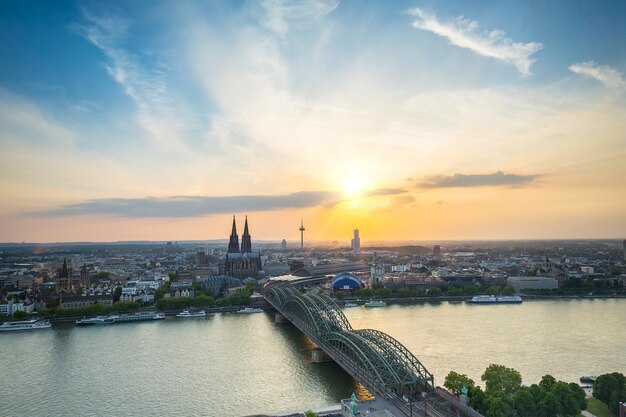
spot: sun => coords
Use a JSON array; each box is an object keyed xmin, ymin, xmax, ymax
[{"xmin": 343, "ymin": 175, "xmax": 366, "ymax": 197}]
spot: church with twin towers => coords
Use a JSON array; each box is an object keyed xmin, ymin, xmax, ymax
[{"xmin": 220, "ymin": 215, "xmax": 263, "ymax": 280}]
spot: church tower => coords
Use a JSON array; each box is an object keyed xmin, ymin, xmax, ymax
[
  {"xmin": 227, "ymin": 215, "xmax": 240, "ymax": 253},
  {"xmin": 241, "ymin": 216, "xmax": 252, "ymax": 253}
]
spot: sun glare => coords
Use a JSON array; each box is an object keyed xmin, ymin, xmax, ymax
[{"xmin": 343, "ymin": 175, "xmax": 365, "ymax": 197}]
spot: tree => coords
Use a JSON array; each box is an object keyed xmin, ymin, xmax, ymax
[
  {"xmin": 304, "ymin": 411, "xmax": 317, "ymax": 417},
  {"xmin": 513, "ymin": 387, "xmax": 536, "ymax": 417},
  {"xmin": 550, "ymin": 381, "xmax": 580, "ymax": 417},
  {"xmin": 396, "ymin": 288, "xmax": 416, "ymax": 298},
  {"xmin": 567, "ymin": 382, "xmax": 586, "ymax": 411},
  {"xmin": 502, "ymin": 285, "xmax": 515, "ymax": 296},
  {"xmin": 46, "ymin": 297, "xmax": 58, "ymax": 309},
  {"xmin": 444, "ymin": 371, "xmax": 475, "ymax": 395},
  {"xmin": 168, "ymin": 272, "xmax": 177, "ymax": 282},
  {"xmin": 12, "ymin": 310, "xmax": 28, "ymax": 319},
  {"xmin": 335, "ymin": 290, "xmax": 345, "ymax": 299},
  {"xmin": 484, "ymin": 395, "xmax": 516, "ymax": 417},
  {"xmin": 593, "ymin": 372, "xmax": 626, "ymax": 415},
  {"xmin": 537, "ymin": 392, "xmax": 559, "ymax": 417},
  {"xmin": 539, "ymin": 375, "xmax": 556, "ymax": 391},
  {"xmin": 113, "ymin": 286, "xmax": 122, "ymax": 303},
  {"xmin": 481, "ymin": 364, "xmax": 522, "ymax": 397},
  {"xmin": 428, "ymin": 287, "xmax": 442, "ymax": 297},
  {"xmin": 469, "ymin": 385, "xmax": 488, "ymax": 413}
]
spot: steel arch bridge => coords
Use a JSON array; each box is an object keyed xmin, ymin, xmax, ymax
[{"xmin": 265, "ymin": 285, "xmax": 435, "ymax": 398}]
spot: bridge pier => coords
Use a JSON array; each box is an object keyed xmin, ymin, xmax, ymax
[
  {"xmin": 311, "ymin": 347, "xmax": 333, "ymax": 363},
  {"xmin": 274, "ymin": 312, "xmax": 289, "ymax": 323}
]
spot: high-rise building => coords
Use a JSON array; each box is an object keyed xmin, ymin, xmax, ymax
[
  {"xmin": 196, "ymin": 250, "xmax": 207, "ymax": 266},
  {"xmin": 623, "ymin": 239, "xmax": 626, "ymax": 262},
  {"xmin": 281, "ymin": 239, "xmax": 287, "ymax": 249},
  {"xmin": 433, "ymin": 245, "xmax": 441, "ymax": 258},
  {"xmin": 351, "ymin": 228, "xmax": 361, "ymax": 252}
]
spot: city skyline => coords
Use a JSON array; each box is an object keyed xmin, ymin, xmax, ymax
[{"xmin": 1, "ymin": 1, "xmax": 625, "ymax": 242}]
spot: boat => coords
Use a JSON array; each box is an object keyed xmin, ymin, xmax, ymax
[
  {"xmin": 236, "ymin": 307, "xmax": 263, "ymax": 314},
  {"xmin": 344, "ymin": 302, "xmax": 359, "ymax": 308},
  {"xmin": 580, "ymin": 376, "xmax": 596, "ymax": 384},
  {"xmin": 76, "ymin": 312, "xmax": 165, "ymax": 325},
  {"xmin": 364, "ymin": 300, "xmax": 387, "ymax": 308},
  {"xmin": 176, "ymin": 309, "xmax": 206, "ymax": 318},
  {"xmin": 0, "ymin": 319, "xmax": 52, "ymax": 331},
  {"xmin": 76, "ymin": 316, "xmax": 114, "ymax": 325},
  {"xmin": 468, "ymin": 295, "xmax": 523, "ymax": 304}
]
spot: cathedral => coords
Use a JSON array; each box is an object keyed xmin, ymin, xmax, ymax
[{"xmin": 221, "ymin": 216, "xmax": 262, "ymax": 280}]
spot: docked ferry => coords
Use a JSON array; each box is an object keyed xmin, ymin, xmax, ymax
[
  {"xmin": 364, "ymin": 300, "xmax": 387, "ymax": 308},
  {"xmin": 176, "ymin": 309, "xmax": 206, "ymax": 318},
  {"xmin": 468, "ymin": 295, "xmax": 523, "ymax": 304},
  {"xmin": 236, "ymin": 307, "xmax": 263, "ymax": 314},
  {"xmin": 76, "ymin": 312, "xmax": 165, "ymax": 325},
  {"xmin": 0, "ymin": 319, "xmax": 52, "ymax": 331}
]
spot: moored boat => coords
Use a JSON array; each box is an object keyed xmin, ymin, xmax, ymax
[
  {"xmin": 468, "ymin": 295, "xmax": 522, "ymax": 304},
  {"xmin": 580, "ymin": 376, "xmax": 596, "ymax": 384},
  {"xmin": 0, "ymin": 319, "xmax": 52, "ymax": 331},
  {"xmin": 236, "ymin": 307, "xmax": 263, "ymax": 314},
  {"xmin": 76, "ymin": 316, "xmax": 114, "ymax": 325},
  {"xmin": 76, "ymin": 312, "xmax": 165, "ymax": 325},
  {"xmin": 344, "ymin": 302, "xmax": 359, "ymax": 308},
  {"xmin": 176, "ymin": 309, "xmax": 206, "ymax": 318},
  {"xmin": 364, "ymin": 300, "xmax": 387, "ymax": 308}
]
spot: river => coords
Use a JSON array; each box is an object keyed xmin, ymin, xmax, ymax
[{"xmin": 1, "ymin": 299, "xmax": 624, "ymax": 416}]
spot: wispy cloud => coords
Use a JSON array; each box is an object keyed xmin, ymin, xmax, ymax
[
  {"xmin": 419, "ymin": 171, "xmax": 541, "ymax": 188},
  {"xmin": 260, "ymin": 0, "xmax": 339, "ymax": 36},
  {"xmin": 569, "ymin": 61, "xmax": 625, "ymax": 89},
  {"xmin": 371, "ymin": 195, "xmax": 416, "ymax": 214},
  {"xmin": 72, "ymin": 8, "xmax": 198, "ymax": 149},
  {"xmin": 407, "ymin": 8, "xmax": 542, "ymax": 76}
]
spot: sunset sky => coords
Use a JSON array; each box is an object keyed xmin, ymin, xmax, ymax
[{"xmin": 1, "ymin": 0, "xmax": 624, "ymax": 243}]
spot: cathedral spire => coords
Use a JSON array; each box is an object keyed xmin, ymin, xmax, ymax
[
  {"xmin": 241, "ymin": 215, "xmax": 252, "ymax": 253},
  {"xmin": 228, "ymin": 215, "xmax": 240, "ymax": 253}
]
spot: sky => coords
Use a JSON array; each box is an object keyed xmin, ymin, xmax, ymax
[{"xmin": 0, "ymin": 0, "xmax": 625, "ymax": 243}]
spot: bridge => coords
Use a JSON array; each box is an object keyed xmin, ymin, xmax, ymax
[{"xmin": 265, "ymin": 284, "xmax": 483, "ymax": 417}]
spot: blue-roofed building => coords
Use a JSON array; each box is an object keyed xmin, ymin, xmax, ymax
[{"xmin": 331, "ymin": 273, "xmax": 363, "ymax": 293}]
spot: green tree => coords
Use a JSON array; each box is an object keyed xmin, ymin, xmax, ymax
[
  {"xmin": 550, "ymin": 381, "xmax": 580, "ymax": 417},
  {"xmin": 304, "ymin": 411, "xmax": 317, "ymax": 417},
  {"xmin": 356, "ymin": 288, "xmax": 374, "ymax": 298},
  {"xmin": 168, "ymin": 272, "xmax": 177, "ymax": 282},
  {"xmin": 113, "ymin": 286, "xmax": 122, "ymax": 303},
  {"xmin": 428, "ymin": 287, "xmax": 442, "ymax": 297},
  {"xmin": 46, "ymin": 297, "xmax": 58, "ymax": 309},
  {"xmin": 537, "ymin": 392, "xmax": 559, "ymax": 417},
  {"xmin": 396, "ymin": 288, "xmax": 416, "ymax": 298},
  {"xmin": 502, "ymin": 285, "xmax": 515, "ymax": 296},
  {"xmin": 444, "ymin": 371, "xmax": 475, "ymax": 395},
  {"xmin": 539, "ymin": 375, "xmax": 556, "ymax": 391},
  {"xmin": 567, "ymin": 382, "xmax": 586, "ymax": 411},
  {"xmin": 484, "ymin": 395, "xmax": 516, "ymax": 417},
  {"xmin": 593, "ymin": 372, "xmax": 626, "ymax": 415},
  {"xmin": 335, "ymin": 290, "xmax": 345, "ymax": 299},
  {"xmin": 374, "ymin": 288, "xmax": 392, "ymax": 298},
  {"xmin": 481, "ymin": 364, "xmax": 522, "ymax": 397},
  {"xmin": 513, "ymin": 387, "xmax": 536, "ymax": 417},
  {"xmin": 12, "ymin": 310, "xmax": 28, "ymax": 319},
  {"xmin": 469, "ymin": 385, "xmax": 488, "ymax": 413}
]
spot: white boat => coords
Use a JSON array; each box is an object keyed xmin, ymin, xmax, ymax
[
  {"xmin": 76, "ymin": 316, "xmax": 114, "ymax": 325},
  {"xmin": 344, "ymin": 303, "xmax": 359, "ymax": 308},
  {"xmin": 468, "ymin": 295, "xmax": 522, "ymax": 304},
  {"xmin": 0, "ymin": 319, "xmax": 52, "ymax": 331},
  {"xmin": 364, "ymin": 300, "xmax": 387, "ymax": 308},
  {"xmin": 236, "ymin": 307, "xmax": 263, "ymax": 314},
  {"xmin": 176, "ymin": 309, "xmax": 206, "ymax": 318}
]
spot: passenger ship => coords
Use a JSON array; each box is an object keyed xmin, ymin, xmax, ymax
[
  {"xmin": 468, "ymin": 295, "xmax": 523, "ymax": 304},
  {"xmin": 0, "ymin": 319, "xmax": 52, "ymax": 331}
]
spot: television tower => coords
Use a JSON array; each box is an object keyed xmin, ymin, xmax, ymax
[{"xmin": 299, "ymin": 219, "xmax": 305, "ymax": 249}]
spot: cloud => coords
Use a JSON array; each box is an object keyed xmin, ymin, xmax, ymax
[
  {"xmin": 372, "ymin": 195, "xmax": 416, "ymax": 214},
  {"xmin": 72, "ymin": 8, "xmax": 199, "ymax": 150},
  {"xmin": 569, "ymin": 61, "xmax": 625, "ymax": 89},
  {"xmin": 260, "ymin": 0, "xmax": 339, "ymax": 36},
  {"xmin": 38, "ymin": 191, "xmax": 339, "ymax": 217},
  {"xmin": 407, "ymin": 8, "xmax": 542, "ymax": 76},
  {"xmin": 419, "ymin": 171, "xmax": 541, "ymax": 188}
]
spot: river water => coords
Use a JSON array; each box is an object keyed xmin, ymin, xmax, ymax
[{"xmin": 1, "ymin": 299, "xmax": 624, "ymax": 416}]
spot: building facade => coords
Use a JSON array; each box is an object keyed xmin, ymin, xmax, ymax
[{"xmin": 220, "ymin": 216, "xmax": 262, "ymax": 279}]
